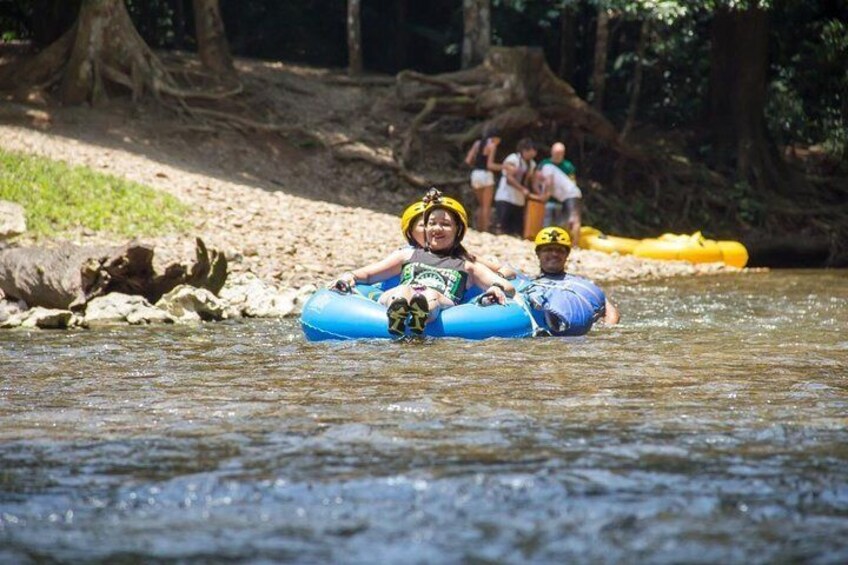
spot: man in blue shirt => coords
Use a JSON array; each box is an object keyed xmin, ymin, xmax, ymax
[{"xmin": 523, "ymin": 227, "xmax": 620, "ymax": 336}]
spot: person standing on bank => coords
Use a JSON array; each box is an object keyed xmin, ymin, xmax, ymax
[
  {"xmin": 493, "ymin": 138, "xmax": 538, "ymax": 236},
  {"xmin": 537, "ymin": 141, "xmax": 582, "ymax": 247},
  {"xmin": 464, "ymin": 127, "xmax": 502, "ymax": 233}
]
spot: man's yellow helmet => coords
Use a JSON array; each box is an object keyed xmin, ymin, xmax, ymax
[
  {"xmin": 534, "ymin": 226, "xmax": 571, "ymax": 250},
  {"xmin": 400, "ymin": 201, "xmax": 427, "ymax": 244}
]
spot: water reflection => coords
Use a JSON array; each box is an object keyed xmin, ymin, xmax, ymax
[{"xmin": 1, "ymin": 271, "xmax": 847, "ymax": 562}]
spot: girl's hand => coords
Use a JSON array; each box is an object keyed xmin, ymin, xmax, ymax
[
  {"xmin": 480, "ymin": 285, "xmax": 506, "ymax": 306},
  {"xmin": 330, "ymin": 272, "xmax": 356, "ymax": 293}
]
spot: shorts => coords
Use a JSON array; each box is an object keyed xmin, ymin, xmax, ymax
[
  {"xmin": 495, "ymin": 201, "xmax": 525, "ymax": 236},
  {"xmin": 470, "ymin": 169, "xmax": 495, "ymax": 189},
  {"xmin": 544, "ymin": 197, "xmax": 581, "ymax": 227}
]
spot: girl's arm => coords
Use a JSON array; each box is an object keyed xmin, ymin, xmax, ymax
[
  {"xmin": 485, "ymin": 140, "xmax": 502, "ymax": 172},
  {"xmin": 477, "ymin": 255, "xmax": 517, "ymax": 280},
  {"xmin": 467, "ymin": 261, "xmax": 516, "ymax": 305},
  {"xmin": 334, "ymin": 248, "xmax": 412, "ymax": 289},
  {"xmin": 464, "ymin": 140, "xmax": 481, "ymax": 167}
]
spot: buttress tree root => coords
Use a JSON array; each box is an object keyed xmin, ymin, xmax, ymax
[
  {"xmin": 394, "ymin": 46, "xmax": 644, "ymax": 163},
  {"xmin": 1, "ymin": 0, "xmax": 239, "ymax": 108}
]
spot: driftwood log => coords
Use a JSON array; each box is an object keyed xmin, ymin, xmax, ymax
[{"xmin": 0, "ymin": 238, "xmax": 226, "ymax": 311}]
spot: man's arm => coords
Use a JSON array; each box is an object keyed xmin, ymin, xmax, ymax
[
  {"xmin": 604, "ymin": 299, "xmax": 620, "ymax": 325},
  {"xmin": 503, "ymin": 157, "xmax": 530, "ymax": 197}
]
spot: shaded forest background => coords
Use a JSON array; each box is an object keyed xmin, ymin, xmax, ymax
[{"xmin": 1, "ymin": 0, "xmax": 846, "ymax": 266}]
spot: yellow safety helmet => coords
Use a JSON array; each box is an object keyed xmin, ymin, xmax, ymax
[
  {"xmin": 400, "ymin": 201, "xmax": 427, "ymax": 244},
  {"xmin": 423, "ymin": 192, "xmax": 469, "ymax": 243},
  {"xmin": 534, "ymin": 226, "xmax": 571, "ymax": 250}
]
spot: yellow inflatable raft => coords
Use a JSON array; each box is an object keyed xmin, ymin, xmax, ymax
[
  {"xmin": 714, "ymin": 240, "xmax": 749, "ymax": 268},
  {"xmin": 580, "ymin": 227, "xmax": 748, "ymax": 267},
  {"xmin": 578, "ymin": 226, "xmax": 640, "ymax": 255},
  {"xmin": 633, "ymin": 232, "xmax": 723, "ymax": 263}
]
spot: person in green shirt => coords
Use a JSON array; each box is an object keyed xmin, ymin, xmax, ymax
[
  {"xmin": 538, "ymin": 142, "xmax": 576, "ymax": 179},
  {"xmin": 536, "ymin": 142, "xmax": 582, "ymax": 246}
]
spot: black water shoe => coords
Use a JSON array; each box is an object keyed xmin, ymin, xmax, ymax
[
  {"xmin": 387, "ymin": 297, "xmax": 410, "ymax": 336},
  {"xmin": 408, "ymin": 293, "xmax": 430, "ymax": 335}
]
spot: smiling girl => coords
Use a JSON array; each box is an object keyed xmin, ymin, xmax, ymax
[{"xmin": 331, "ymin": 189, "xmax": 516, "ymax": 336}]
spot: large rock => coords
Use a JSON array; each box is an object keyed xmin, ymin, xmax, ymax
[
  {"xmin": 219, "ymin": 273, "xmax": 296, "ymax": 318},
  {"xmin": 19, "ymin": 307, "xmax": 74, "ymax": 329},
  {"xmin": 85, "ymin": 293, "xmax": 175, "ymax": 325},
  {"xmin": 0, "ymin": 238, "xmax": 226, "ymax": 311},
  {"xmin": 0, "ymin": 200, "xmax": 26, "ymax": 239},
  {"xmin": 156, "ymin": 285, "xmax": 225, "ymax": 323},
  {"xmin": 0, "ymin": 297, "xmax": 27, "ymax": 324}
]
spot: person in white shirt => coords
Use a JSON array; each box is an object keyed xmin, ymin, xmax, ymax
[
  {"xmin": 493, "ymin": 138, "xmax": 538, "ymax": 236},
  {"xmin": 535, "ymin": 159, "xmax": 583, "ymax": 247}
]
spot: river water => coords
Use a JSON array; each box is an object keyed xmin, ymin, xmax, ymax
[{"xmin": 1, "ymin": 270, "xmax": 846, "ymax": 563}]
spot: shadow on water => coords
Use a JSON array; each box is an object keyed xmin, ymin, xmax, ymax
[{"xmin": 1, "ymin": 270, "xmax": 847, "ymax": 562}]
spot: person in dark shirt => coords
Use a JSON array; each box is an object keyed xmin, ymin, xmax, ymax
[{"xmin": 464, "ymin": 126, "xmax": 502, "ymax": 233}]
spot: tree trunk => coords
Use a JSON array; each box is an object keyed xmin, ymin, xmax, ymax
[
  {"xmin": 1, "ymin": 0, "xmax": 239, "ymax": 106},
  {"xmin": 59, "ymin": 0, "xmax": 168, "ymax": 105},
  {"xmin": 0, "ymin": 239, "xmax": 227, "ymax": 311},
  {"xmin": 462, "ymin": 0, "xmax": 491, "ymax": 69},
  {"xmin": 347, "ymin": 0, "xmax": 363, "ymax": 75},
  {"xmin": 0, "ymin": 0, "xmax": 171, "ymax": 105},
  {"xmin": 191, "ymin": 0, "xmax": 235, "ymax": 78},
  {"xmin": 590, "ymin": 8, "xmax": 610, "ymax": 111},
  {"xmin": 620, "ymin": 20, "xmax": 649, "ymax": 142},
  {"xmin": 706, "ymin": 6, "xmax": 790, "ymax": 194},
  {"xmin": 557, "ymin": 3, "xmax": 577, "ymax": 82}
]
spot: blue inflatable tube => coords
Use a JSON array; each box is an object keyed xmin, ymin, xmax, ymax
[
  {"xmin": 300, "ymin": 283, "xmax": 534, "ymax": 341},
  {"xmin": 514, "ymin": 274, "xmax": 607, "ymax": 336}
]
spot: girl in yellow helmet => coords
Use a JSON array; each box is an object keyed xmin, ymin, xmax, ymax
[
  {"xmin": 400, "ymin": 198, "xmax": 516, "ymax": 277},
  {"xmin": 332, "ymin": 189, "xmax": 516, "ymax": 336},
  {"xmin": 400, "ymin": 201, "xmax": 427, "ymax": 247}
]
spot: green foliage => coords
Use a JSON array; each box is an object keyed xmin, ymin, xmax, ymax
[
  {"xmin": 767, "ymin": 11, "xmax": 848, "ymax": 159},
  {"xmin": 125, "ymin": 0, "xmax": 181, "ymax": 48},
  {"xmin": 0, "ymin": 149, "xmax": 190, "ymax": 238},
  {"xmin": 728, "ymin": 180, "xmax": 763, "ymax": 225}
]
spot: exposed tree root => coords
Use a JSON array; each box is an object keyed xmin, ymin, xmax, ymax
[
  {"xmin": 394, "ymin": 47, "xmax": 645, "ymax": 171},
  {"xmin": 1, "ymin": 0, "xmax": 243, "ymax": 115},
  {"xmin": 329, "ymin": 135, "xmax": 464, "ymax": 188}
]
